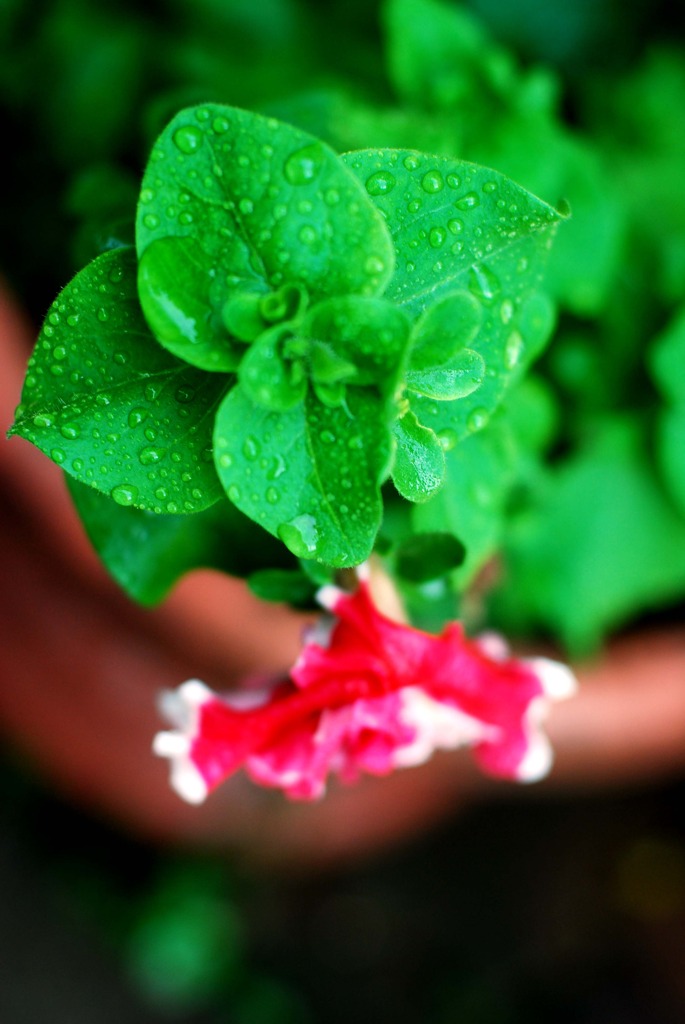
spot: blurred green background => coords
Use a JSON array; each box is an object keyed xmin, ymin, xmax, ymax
[{"xmin": 2, "ymin": 1, "xmax": 685, "ymax": 1021}]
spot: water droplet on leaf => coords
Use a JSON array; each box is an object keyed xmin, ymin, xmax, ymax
[
  {"xmin": 284, "ymin": 143, "xmax": 324, "ymax": 185},
  {"xmin": 421, "ymin": 170, "xmax": 444, "ymax": 193},
  {"xmin": 139, "ymin": 446, "xmax": 166, "ymax": 465},
  {"xmin": 278, "ymin": 514, "xmax": 318, "ymax": 557},
  {"xmin": 469, "ymin": 264, "xmax": 500, "ymax": 302},
  {"xmin": 111, "ymin": 484, "xmax": 138, "ymax": 506},
  {"xmin": 456, "ymin": 192, "xmax": 480, "ymax": 211},
  {"xmin": 467, "ymin": 408, "xmax": 489, "ymax": 433},
  {"xmin": 365, "ymin": 171, "xmax": 396, "ymax": 196},
  {"xmin": 173, "ymin": 125, "xmax": 203, "ymax": 154}
]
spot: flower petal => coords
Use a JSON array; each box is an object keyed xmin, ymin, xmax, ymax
[{"xmin": 154, "ymin": 580, "xmax": 577, "ymax": 801}]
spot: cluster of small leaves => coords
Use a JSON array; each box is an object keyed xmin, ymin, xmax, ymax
[{"xmin": 10, "ymin": 98, "xmax": 562, "ymax": 602}]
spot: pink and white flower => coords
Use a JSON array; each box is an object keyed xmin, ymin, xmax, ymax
[{"xmin": 153, "ymin": 577, "xmax": 576, "ymax": 802}]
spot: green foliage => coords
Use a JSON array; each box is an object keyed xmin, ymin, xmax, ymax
[
  {"xmin": 11, "ymin": 96, "xmax": 560, "ymax": 580},
  {"xmin": 6, "ymin": 0, "xmax": 685, "ymax": 652},
  {"xmin": 492, "ymin": 422, "xmax": 685, "ymax": 654},
  {"xmin": 10, "ymin": 248, "xmax": 225, "ymax": 514}
]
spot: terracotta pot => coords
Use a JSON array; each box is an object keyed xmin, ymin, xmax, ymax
[{"xmin": 2, "ymin": 280, "xmax": 685, "ymax": 872}]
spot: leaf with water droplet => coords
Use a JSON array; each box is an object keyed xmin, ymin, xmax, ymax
[
  {"xmin": 138, "ymin": 236, "xmax": 246, "ymax": 371},
  {"xmin": 136, "ymin": 105, "xmax": 394, "ymax": 370},
  {"xmin": 391, "ymin": 409, "xmax": 446, "ymax": 503},
  {"xmin": 408, "ymin": 289, "xmax": 483, "ymax": 369},
  {"xmin": 406, "ymin": 348, "xmax": 485, "ymax": 401},
  {"xmin": 214, "ymin": 385, "xmax": 391, "ymax": 566},
  {"xmin": 67, "ymin": 478, "xmax": 292, "ymax": 605},
  {"xmin": 342, "ymin": 148, "xmax": 563, "ymax": 439},
  {"xmin": 9, "ymin": 248, "xmax": 225, "ymax": 514}
]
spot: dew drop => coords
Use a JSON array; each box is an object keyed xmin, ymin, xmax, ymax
[
  {"xmin": 365, "ymin": 170, "xmax": 396, "ymax": 196},
  {"xmin": 227, "ymin": 484, "xmax": 241, "ymax": 503},
  {"xmin": 324, "ymin": 188, "xmax": 340, "ymax": 206},
  {"xmin": 467, "ymin": 407, "xmax": 489, "ymax": 433},
  {"xmin": 364, "ymin": 255, "xmax": 385, "ymax": 276},
  {"xmin": 448, "ymin": 218, "xmax": 464, "ymax": 235},
  {"xmin": 446, "ymin": 174, "xmax": 461, "ymax": 190},
  {"xmin": 437, "ymin": 428, "xmax": 458, "ymax": 452},
  {"xmin": 111, "ymin": 484, "xmax": 138, "ymax": 506},
  {"xmin": 33, "ymin": 413, "xmax": 53, "ymax": 428},
  {"xmin": 403, "ymin": 154, "xmax": 420, "ymax": 171},
  {"xmin": 50, "ymin": 448, "xmax": 66, "ymax": 463},
  {"xmin": 143, "ymin": 213, "xmax": 160, "ymax": 230},
  {"xmin": 139, "ymin": 445, "xmax": 166, "ymax": 465},
  {"xmin": 277, "ymin": 514, "xmax": 318, "ymax": 557},
  {"xmin": 242, "ymin": 436, "xmax": 260, "ymax": 460},
  {"xmin": 97, "ymin": 307, "xmax": 109, "ymax": 323},
  {"xmin": 238, "ymin": 197, "xmax": 254, "ymax": 215},
  {"xmin": 421, "ymin": 170, "xmax": 444, "ymax": 193},
  {"xmin": 175, "ymin": 384, "xmax": 195, "ymax": 404},
  {"xmin": 456, "ymin": 191, "xmax": 480, "ymax": 211},
  {"xmin": 500, "ymin": 298, "xmax": 515, "ymax": 324},
  {"xmin": 267, "ymin": 454, "xmax": 287, "ymax": 480},
  {"xmin": 284, "ymin": 143, "xmax": 324, "ymax": 185},
  {"xmin": 212, "ymin": 115, "xmax": 230, "ymax": 134},
  {"xmin": 173, "ymin": 125, "xmax": 203, "ymax": 154},
  {"xmin": 266, "ymin": 487, "xmax": 280, "ymax": 504},
  {"xmin": 60, "ymin": 422, "xmax": 80, "ymax": 440},
  {"xmin": 298, "ymin": 224, "xmax": 318, "ymax": 245},
  {"xmin": 320, "ymin": 430, "xmax": 336, "ymax": 445},
  {"xmin": 429, "ymin": 226, "xmax": 446, "ymax": 248},
  {"xmin": 504, "ymin": 330, "xmax": 524, "ymax": 369},
  {"xmin": 469, "ymin": 264, "xmax": 500, "ymax": 302},
  {"xmin": 482, "ymin": 181, "xmax": 498, "ymax": 193}
]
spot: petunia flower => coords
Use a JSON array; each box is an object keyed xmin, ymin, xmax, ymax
[{"xmin": 153, "ymin": 573, "xmax": 576, "ymax": 802}]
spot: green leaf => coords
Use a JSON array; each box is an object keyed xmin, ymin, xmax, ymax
[
  {"xmin": 656, "ymin": 404, "xmax": 685, "ymax": 517},
  {"xmin": 412, "ymin": 415, "xmax": 518, "ymax": 587},
  {"xmin": 406, "ymin": 348, "xmax": 485, "ymax": 400},
  {"xmin": 650, "ymin": 308, "xmax": 685, "ymax": 515},
  {"xmin": 342, "ymin": 148, "xmax": 562, "ymax": 435},
  {"xmin": 391, "ymin": 410, "xmax": 445, "ymax": 502},
  {"xmin": 9, "ymin": 248, "xmax": 225, "ymax": 513},
  {"xmin": 214, "ymin": 386, "xmax": 392, "ymax": 566},
  {"xmin": 67, "ymin": 479, "xmax": 289, "ymax": 605},
  {"xmin": 649, "ymin": 305, "xmax": 685, "ymax": 404},
  {"xmin": 383, "ymin": 0, "xmax": 514, "ymax": 113},
  {"xmin": 238, "ymin": 325, "xmax": 307, "ymax": 411},
  {"xmin": 494, "ymin": 420, "xmax": 685, "ymax": 654},
  {"xmin": 409, "ymin": 289, "xmax": 483, "ymax": 370},
  {"xmin": 136, "ymin": 104, "xmax": 395, "ymax": 370},
  {"xmin": 247, "ymin": 569, "xmax": 316, "ymax": 607},
  {"xmin": 303, "ymin": 295, "xmax": 412, "ymax": 395},
  {"xmin": 395, "ymin": 531, "xmax": 466, "ymax": 582}
]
